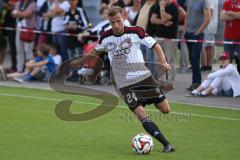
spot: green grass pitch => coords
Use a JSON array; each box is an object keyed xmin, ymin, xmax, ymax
[{"xmin": 0, "ymin": 86, "xmax": 240, "ymax": 160}]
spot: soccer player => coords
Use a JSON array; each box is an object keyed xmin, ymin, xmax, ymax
[{"xmin": 71, "ymin": 6, "xmax": 175, "ymax": 153}]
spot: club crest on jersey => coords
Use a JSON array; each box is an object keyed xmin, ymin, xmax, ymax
[
  {"xmin": 119, "ymin": 38, "xmax": 132, "ymax": 49},
  {"xmin": 106, "ymin": 38, "xmax": 132, "ymax": 57},
  {"xmin": 104, "ymin": 42, "xmax": 117, "ymax": 52}
]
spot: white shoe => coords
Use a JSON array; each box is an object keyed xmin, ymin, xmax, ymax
[
  {"xmin": 12, "ymin": 77, "xmax": 24, "ymax": 83},
  {"xmin": 191, "ymin": 90, "xmax": 200, "ymax": 96}
]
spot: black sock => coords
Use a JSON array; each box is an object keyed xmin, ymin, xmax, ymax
[
  {"xmin": 141, "ymin": 117, "xmax": 170, "ymax": 147},
  {"xmin": 207, "ymin": 66, "xmax": 212, "ymax": 71}
]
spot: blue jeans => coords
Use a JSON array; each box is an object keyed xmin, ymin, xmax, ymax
[
  {"xmin": 52, "ymin": 32, "xmax": 69, "ymax": 62},
  {"xmin": 224, "ymin": 39, "xmax": 240, "ymax": 63},
  {"xmin": 184, "ymin": 32, "xmax": 204, "ymax": 85},
  {"xmin": 140, "ymin": 45, "xmax": 156, "ymax": 78}
]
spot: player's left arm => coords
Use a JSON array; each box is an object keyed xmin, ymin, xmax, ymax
[{"xmin": 153, "ymin": 43, "xmax": 171, "ymax": 71}]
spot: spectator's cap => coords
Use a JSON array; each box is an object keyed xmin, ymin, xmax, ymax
[{"xmin": 219, "ymin": 52, "xmax": 230, "ymax": 60}]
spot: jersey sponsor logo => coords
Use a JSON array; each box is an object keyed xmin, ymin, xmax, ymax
[{"xmin": 113, "ymin": 48, "xmax": 130, "ymax": 56}]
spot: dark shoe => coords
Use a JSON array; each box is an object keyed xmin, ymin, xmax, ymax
[
  {"xmin": 200, "ymin": 65, "xmax": 208, "ymax": 72},
  {"xmin": 186, "ymin": 85, "xmax": 193, "ymax": 91},
  {"xmin": 186, "ymin": 92, "xmax": 206, "ymax": 97},
  {"xmin": 186, "ymin": 83, "xmax": 200, "ymax": 92},
  {"xmin": 187, "ymin": 66, "xmax": 192, "ymax": 70},
  {"xmin": 162, "ymin": 144, "xmax": 175, "ymax": 153},
  {"xmin": 207, "ymin": 66, "xmax": 212, "ymax": 72}
]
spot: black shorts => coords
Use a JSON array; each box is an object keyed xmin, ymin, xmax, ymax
[{"xmin": 120, "ymin": 76, "xmax": 166, "ymax": 112}]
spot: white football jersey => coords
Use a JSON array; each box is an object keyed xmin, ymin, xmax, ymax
[{"xmin": 95, "ymin": 26, "xmax": 157, "ymax": 88}]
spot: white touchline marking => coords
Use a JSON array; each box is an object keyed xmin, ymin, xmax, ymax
[
  {"xmin": 1, "ymin": 83, "xmax": 239, "ymax": 111},
  {"xmin": 0, "ymin": 93, "xmax": 240, "ymax": 122}
]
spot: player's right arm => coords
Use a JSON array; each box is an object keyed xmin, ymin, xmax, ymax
[
  {"xmin": 71, "ymin": 49, "xmax": 100, "ymax": 67},
  {"xmin": 135, "ymin": 26, "xmax": 171, "ymax": 72}
]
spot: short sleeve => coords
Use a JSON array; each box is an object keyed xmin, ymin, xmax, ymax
[
  {"xmin": 203, "ymin": 0, "xmax": 210, "ymax": 9},
  {"xmin": 54, "ymin": 55, "xmax": 62, "ymax": 66},
  {"xmin": 140, "ymin": 36, "xmax": 157, "ymax": 49},
  {"xmin": 207, "ymin": 0, "xmax": 214, "ymax": 9},
  {"xmin": 134, "ymin": 26, "xmax": 157, "ymax": 48},
  {"xmin": 95, "ymin": 43, "xmax": 105, "ymax": 52},
  {"xmin": 95, "ymin": 37, "xmax": 105, "ymax": 53}
]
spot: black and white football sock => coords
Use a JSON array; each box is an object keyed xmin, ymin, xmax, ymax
[{"xmin": 141, "ymin": 117, "xmax": 170, "ymax": 147}]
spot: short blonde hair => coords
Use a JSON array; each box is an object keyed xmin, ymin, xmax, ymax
[{"xmin": 108, "ymin": 6, "xmax": 123, "ymax": 17}]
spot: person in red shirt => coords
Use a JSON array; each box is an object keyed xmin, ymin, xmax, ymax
[{"xmin": 221, "ymin": 0, "xmax": 240, "ymax": 73}]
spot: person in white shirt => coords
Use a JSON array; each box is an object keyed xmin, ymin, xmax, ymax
[
  {"xmin": 192, "ymin": 52, "xmax": 240, "ymax": 97},
  {"xmin": 42, "ymin": 0, "xmax": 70, "ymax": 61},
  {"xmin": 124, "ymin": 0, "xmax": 142, "ymax": 25},
  {"xmin": 71, "ymin": 6, "xmax": 175, "ymax": 153},
  {"xmin": 49, "ymin": 43, "xmax": 62, "ymax": 68}
]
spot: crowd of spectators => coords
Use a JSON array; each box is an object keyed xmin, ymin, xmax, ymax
[{"xmin": 0, "ymin": 0, "xmax": 239, "ymax": 97}]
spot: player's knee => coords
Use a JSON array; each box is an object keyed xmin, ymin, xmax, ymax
[
  {"xmin": 155, "ymin": 100, "xmax": 170, "ymax": 114},
  {"xmin": 161, "ymin": 107, "xmax": 170, "ymax": 114}
]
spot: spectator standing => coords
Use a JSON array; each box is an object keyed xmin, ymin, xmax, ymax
[
  {"xmin": 0, "ymin": 0, "xmax": 7, "ymax": 80},
  {"xmin": 37, "ymin": 0, "xmax": 53, "ymax": 44},
  {"xmin": 176, "ymin": 0, "xmax": 188, "ymax": 73},
  {"xmin": 201, "ymin": 0, "xmax": 219, "ymax": 72},
  {"xmin": 0, "ymin": 0, "xmax": 7, "ymax": 70},
  {"xmin": 12, "ymin": 0, "xmax": 36, "ymax": 73},
  {"xmin": 2, "ymin": 0, "xmax": 17, "ymax": 72},
  {"xmin": 221, "ymin": 0, "xmax": 240, "ymax": 73},
  {"xmin": 124, "ymin": 0, "xmax": 142, "ymax": 25},
  {"xmin": 151, "ymin": 0, "xmax": 179, "ymax": 83},
  {"xmin": 135, "ymin": 0, "xmax": 157, "ymax": 77},
  {"xmin": 43, "ymin": 0, "xmax": 70, "ymax": 62},
  {"xmin": 64, "ymin": 0, "xmax": 89, "ymax": 58},
  {"xmin": 36, "ymin": 0, "xmax": 47, "ymax": 30},
  {"xmin": 184, "ymin": 0, "xmax": 211, "ymax": 91},
  {"xmin": 216, "ymin": 0, "xmax": 225, "ymax": 42}
]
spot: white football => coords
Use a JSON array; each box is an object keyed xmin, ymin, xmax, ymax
[{"xmin": 131, "ymin": 133, "xmax": 154, "ymax": 154}]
